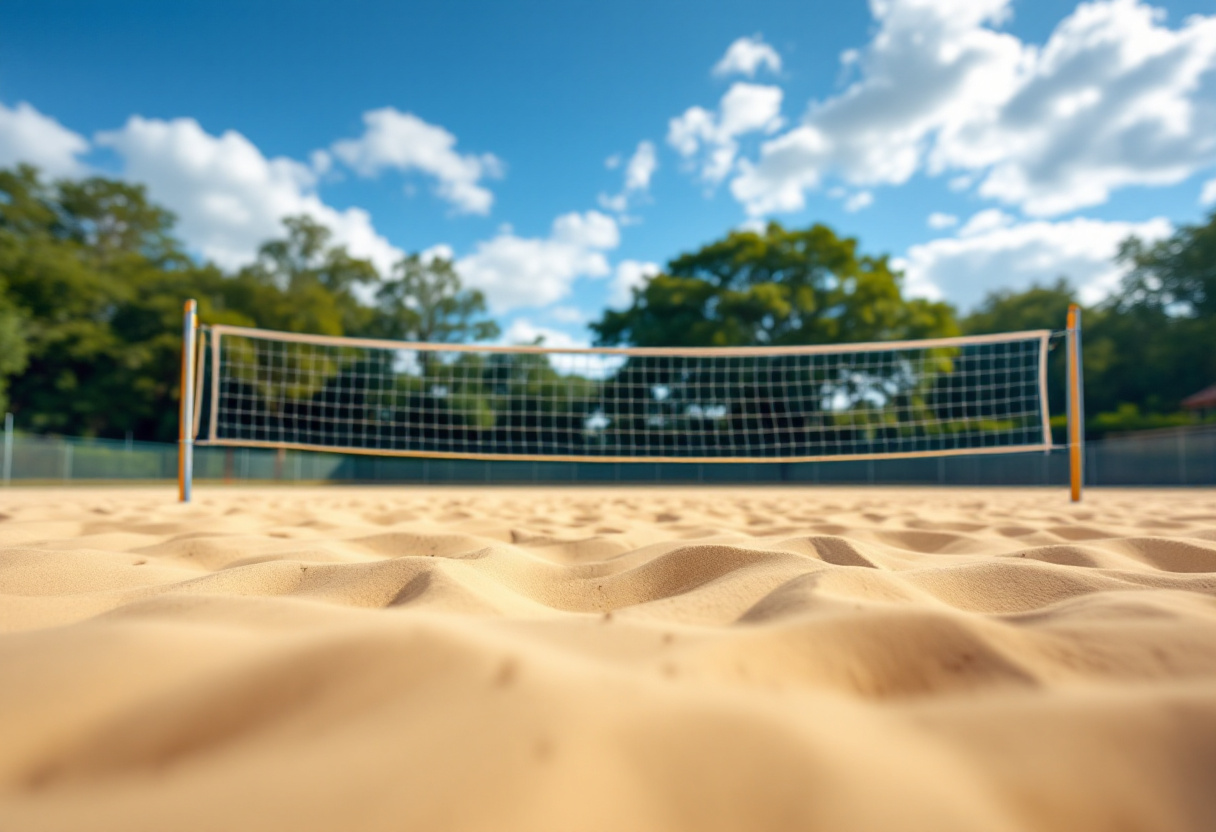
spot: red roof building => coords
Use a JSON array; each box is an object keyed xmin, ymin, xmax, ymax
[{"xmin": 1182, "ymin": 383, "xmax": 1216, "ymax": 411}]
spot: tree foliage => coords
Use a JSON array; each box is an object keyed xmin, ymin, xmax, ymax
[
  {"xmin": 961, "ymin": 210, "xmax": 1216, "ymax": 434},
  {"xmin": 367, "ymin": 254, "xmax": 499, "ymax": 344},
  {"xmin": 3, "ymin": 163, "xmax": 1213, "ymax": 447},
  {"xmin": 0, "ymin": 166, "xmax": 499, "ymax": 441},
  {"xmin": 592, "ymin": 221, "xmax": 958, "ymax": 347}
]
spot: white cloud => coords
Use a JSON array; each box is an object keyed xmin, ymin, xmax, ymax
[
  {"xmin": 597, "ymin": 192, "xmax": 628, "ymax": 213},
  {"xmin": 948, "ymin": 175, "xmax": 974, "ymax": 192},
  {"xmin": 927, "ymin": 211, "xmax": 959, "ymax": 229},
  {"xmin": 609, "ymin": 259, "xmax": 661, "ymax": 308},
  {"xmin": 420, "ymin": 243, "xmax": 454, "ymax": 264},
  {"xmin": 97, "ymin": 116, "xmax": 401, "ymax": 273},
  {"xmin": 552, "ymin": 210, "xmax": 620, "ymax": 248},
  {"xmin": 955, "ymin": 1, "xmax": 1216, "ymax": 216},
  {"xmin": 0, "ymin": 101, "xmax": 89, "ymax": 177},
  {"xmin": 727, "ymin": 0, "xmax": 1216, "ymax": 217},
  {"xmin": 896, "ymin": 214, "xmax": 1173, "ymax": 310},
  {"xmin": 958, "ymin": 208, "xmax": 1015, "ymax": 236},
  {"xmin": 549, "ymin": 306, "xmax": 586, "ymax": 324},
  {"xmin": 669, "ymin": 83, "xmax": 784, "ymax": 184},
  {"xmin": 456, "ymin": 211, "xmax": 620, "ymax": 312},
  {"xmin": 503, "ymin": 318, "xmax": 586, "ymax": 348},
  {"xmin": 599, "ymin": 140, "xmax": 658, "ymax": 215},
  {"xmin": 501, "ymin": 319, "xmax": 627, "ymax": 378},
  {"xmin": 624, "ymin": 141, "xmax": 657, "ymax": 192},
  {"xmin": 309, "ymin": 149, "xmax": 333, "ymax": 176},
  {"xmin": 1201, "ymin": 177, "xmax": 1216, "ymax": 205},
  {"xmin": 843, "ymin": 190, "xmax": 873, "ymax": 212},
  {"xmin": 713, "ymin": 36, "xmax": 782, "ymax": 78},
  {"xmin": 730, "ymin": 127, "xmax": 828, "ymax": 213},
  {"xmin": 331, "ymin": 107, "xmax": 501, "ymax": 214}
]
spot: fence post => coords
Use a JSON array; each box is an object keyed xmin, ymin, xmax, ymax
[
  {"xmin": 62, "ymin": 441, "xmax": 73, "ymax": 482},
  {"xmin": 2, "ymin": 412, "xmax": 11, "ymax": 486},
  {"xmin": 1179, "ymin": 430, "xmax": 1187, "ymax": 486}
]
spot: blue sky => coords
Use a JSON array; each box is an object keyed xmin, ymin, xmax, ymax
[{"xmin": 2, "ymin": 0, "xmax": 1215, "ymax": 345}]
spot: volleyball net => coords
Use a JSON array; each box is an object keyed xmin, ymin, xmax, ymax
[{"xmin": 181, "ymin": 322, "xmax": 1067, "ymax": 465}]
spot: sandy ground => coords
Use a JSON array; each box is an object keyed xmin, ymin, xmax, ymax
[{"xmin": 0, "ymin": 485, "xmax": 1215, "ymax": 831}]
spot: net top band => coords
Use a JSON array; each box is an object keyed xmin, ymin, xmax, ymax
[{"xmin": 206, "ymin": 323, "xmax": 1052, "ymax": 357}]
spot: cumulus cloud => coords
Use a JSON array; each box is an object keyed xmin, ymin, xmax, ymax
[
  {"xmin": 624, "ymin": 141, "xmax": 657, "ymax": 192},
  {"xmin": 927, "ymin": 211, "xmax": 959, "ymax": 229},
  {"xmin": 1202, "ymin": 177, "xmax": 1216, "ymax": 205},
  {"xmin": 668, "ymin": 83, "xmax": 784, "ymax": 184},
  {"xmin": 896, "ymin": 213, "xmax": 1173, "ymax": 310},
  {"xmin": 503, "ymin": 318, "xmax": 586, "ymax": 349},
  {"xmin": 548, "ymin": 306, "xmax": 586, "ymax": 324},
  {"xmin": 500, "ymin": 320, "xmax": 627, "ymax": 377},
  {"xmin": 97, "ymin": 116, "xmax": 401, "ymax": 273},
  {"xmin": 728, "ymin": 0, "xmax": 1216, "ymax": 217},
  {"xmin": 420, "ymin": 243, "xmax": 455, "ymax": 264},
  {"xmin": 843, "ymin": 190, "xmax": 873, "ymax": 212},
  {"xmin": 713, "ymin": 36, "xmax": 782, "ymax": 78},
  {"xmin": 599, "ymin": 140, "xmax": 658, "ymax": 214},
  {"xmin": 958, "ymin": 208, "xmax": 1017, "ymax": 236},
  {"xmin": 0, "ymin": 101, "xmax": 89, "ymax": 176},
  {"xmin": 456, "ymin": 211, "xmax": 620, "ymax": 312},
  {"xmin": 331, "ymin": 107, "xmax": 502, "ymax": 215},
  {"xmin": 609, "ymin": 259, "xmax": 661, "ymax": 308}
]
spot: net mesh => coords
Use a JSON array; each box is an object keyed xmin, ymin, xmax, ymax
[{"xmin": 200, "ymin": 327, "xmax": 1053, "ymax": 461}]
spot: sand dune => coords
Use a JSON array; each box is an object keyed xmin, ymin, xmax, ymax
[{"xmin": 1, "ymin": 485, "xmax": 1215, "ymax": 831}]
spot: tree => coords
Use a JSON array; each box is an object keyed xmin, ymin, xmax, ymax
[
  {"xmin": 0, "ymin": 168, "xmax": 454, "ymax": 441},
  {"xmin": 367, "ymin": 254, "xmax": 499, "ymax": 344},
  {"xmin": 1107, "ymin": 212, "xmax": 1216, "ymax": 415},
  {"xmin": 236, "ymin": 215, "xmax": 379, "ymax": 336},
  {"xmin": 592, "ymin": 221, "xmax": 957, "ymax": 347},
  {"xmin": 0, "ymin": 166, "xmax": 188, "ymax": 436},
  {"xmin": 962, "ymin": 279, "xmax": 1078, "ymax": 421},
  {"xmin": 586, "ymin": 222, "xmax": 961, "ymax": 454},
  {"xmin": 0, "ymin": 287, "xmax": 28, "ymax": 413},
  {"xmin": 1119, "ymin": 210, "xmax": 1216, "ymax": 319}
]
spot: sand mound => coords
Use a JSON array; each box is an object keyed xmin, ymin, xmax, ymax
[{"xmin": 2, "ymin": 485, "xmax": 1216, "ymax": 831}]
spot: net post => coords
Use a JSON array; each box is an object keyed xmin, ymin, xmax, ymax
[
  {"xmin": 1066, "ymin": 304, "xmax": 1085, "ymax": 502},
  {"xmin": 178, "ymin": 299, "xmax": 198, "ymax": 503},
  {"xmin": 2, "ymin": 411, "xmax": 12, "ymax": 486}
]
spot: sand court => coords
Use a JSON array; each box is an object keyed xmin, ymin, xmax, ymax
[{"xmin": 1, "ymin": 485, "xmax": 1215, "ymax": 830}]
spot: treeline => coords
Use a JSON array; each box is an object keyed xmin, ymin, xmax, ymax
[
  {"xmin": 1, "ymin": 163, "xmax": 1213, "ymax": 443},
  {"xmin": 591, "ymin": 212, "xmax": 1216, "ymax": 437},
  {"xmin": 0, "ymin": 166, "xmax": 496, "ymax": 442},
  {"xmin": 959, "ymin": 222, "xmax": 1216, "ymax": 434}
]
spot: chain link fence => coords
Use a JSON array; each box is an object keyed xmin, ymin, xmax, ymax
[{"xmin": 2, "ymin": 424, "xmax": 1214, "ymax": 487}]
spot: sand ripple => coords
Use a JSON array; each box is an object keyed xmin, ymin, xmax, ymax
[{"xmin": 1, "ymin": 486, "xmax": 1216, "ymax": 831}]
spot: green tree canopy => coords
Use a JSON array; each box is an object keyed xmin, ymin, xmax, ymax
[
  {"xmin": 962, "ymin": 279, "xmax": 1078, "ymax": 425},
  {"xmin": 367, "ymin": 254, "xmax": 500, "ymax": 343},
  {"xmin": 1095, "ymin": 210, "xmax": 1216, "ymax": 417},
  {"xmin": 0, "ymin": 166, "xmax": 191, "ymax": 435},
  {"xmin": 960, "ymin": 212, "xmax": 1216, "ymax": 433},
  {"xmin": 591, "ymin": 221, "xmax": 958, "ymax": 347},
  {"xmin": 1119, "ymin": 210, "xmax": 1216, "ymax": 318},
  {"xmin": 0, "ymin": 167, "xmax": 504, "ymax": 441},
  {"xmin": 235, "ymin": 215, "xmax": 379, "ymax": 336}
]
